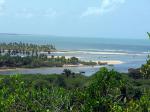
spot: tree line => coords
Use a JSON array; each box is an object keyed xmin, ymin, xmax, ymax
[{"xmin": 0, "ymin": 42, "xmax": 56, "ymax": 56}]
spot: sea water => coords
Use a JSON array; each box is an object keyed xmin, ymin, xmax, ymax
[{"xmin": 0, "ymin": 34, "xmax": 150, "ymax": 52}]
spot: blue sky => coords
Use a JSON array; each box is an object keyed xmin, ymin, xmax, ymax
[{"xmin": 0, "ymin": 0, "xmax": 150, "ymax": 38}]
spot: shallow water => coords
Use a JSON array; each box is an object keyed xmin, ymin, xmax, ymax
[{"xmin": 0, "ymin": 66, "xmax": 106, "ymax": 76}]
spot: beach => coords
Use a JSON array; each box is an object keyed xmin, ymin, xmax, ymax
[{"xmin": 94, "ymin": 60, "xmax": 124, "ymax": 65}]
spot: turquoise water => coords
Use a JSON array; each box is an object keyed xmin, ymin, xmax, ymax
[{"xmin": 0, "ymin": 34, "xmax": 150, "ymax": 75}]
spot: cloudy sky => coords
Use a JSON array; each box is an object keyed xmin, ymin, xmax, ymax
[{"xmin": 0, "ymin": 0, "xmax": 150, "ymax": 38}]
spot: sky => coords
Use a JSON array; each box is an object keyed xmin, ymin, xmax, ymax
[{"xmin": 0, "ymin": 0, "xmax": 150, "ymax": 38}]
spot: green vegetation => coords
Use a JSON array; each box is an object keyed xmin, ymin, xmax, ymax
[
  {"xmin": 0, "ymin": 54, "xmax": 49, "ymax": 68},
  {"xmin": 141, "ymin": 57, "xmax": 150, "ymax": 79},
  {"xmin": 80, "ymin": 61, "xmax": 97, "ymax": 66},
  {"xmin": 0, "ymin": 42, "xmax": 56, "ymax": 55},
  {"xmin": 0, "ymin": 67, "xmax": 149, "ymax": 112},
  {"xmin": 0, "ymin": 54, "xmax": 98, "ymax": 68},
  {"xmin": 0, "ymin": 42, "xmax": 59, "ymax": 68},
  {"xmin": 0, "ymin": 54, "xmax": 76, "ymax": 68}
]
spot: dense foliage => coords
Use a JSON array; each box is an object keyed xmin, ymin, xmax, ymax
[
  {"xmin": 0, "ymin": 67, "xmax": 149, "ymax": 112},
  {"xmin": 0, "ymin": 53, "xmax": 98, "ymax": 68},
  {"xmin": 0, "ymin": 54, "xmax": 49, "ymax": 68},
  {"xmin": 141, "ymin": 56, "xmax": 150, "ymax": 79}
]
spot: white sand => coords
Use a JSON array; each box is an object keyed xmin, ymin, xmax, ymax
[
  {"xmin": 94, "ymin": 60, "xmax": 124, "ymax": 65},
  {"xmin": 63, "ymin": 64, "xmax": 84, "ymax": 67}
]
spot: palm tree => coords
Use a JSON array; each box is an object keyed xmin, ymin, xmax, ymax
[{"xmin": 63, "ymin": 69, "xmax": 72, "ymax": 78}]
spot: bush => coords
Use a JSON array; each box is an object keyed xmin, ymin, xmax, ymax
[{"xmin": 0, "ymin": 68, "xmax": 149, "ymax": 112}]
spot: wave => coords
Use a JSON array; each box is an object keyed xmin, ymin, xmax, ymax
[
  {"xmin": 60, "ymin": 49, "xmax": 129, "ymax": 53},
  {"xmin": 142, "ymin": 51, "xmax": 150, "ymax": 54},
  {"xmin": 77, "ymin": 49, "xmax": 129, "ymax": 52},
  {"xmin": 55, "ymin": 50, "xmax": 127, "ymax": 55},
  {"xmin": 54, "ymin": 49, "xmax": 149, "ymax": 56}
]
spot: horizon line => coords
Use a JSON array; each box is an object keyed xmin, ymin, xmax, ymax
[{"xmin": 0, "ymin": 32, "xmax": 147, "ymax": 40}]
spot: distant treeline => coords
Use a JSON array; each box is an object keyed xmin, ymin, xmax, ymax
[{"xmin": 0, "ymin": 42, "xmax": 56, "ymax": 56}]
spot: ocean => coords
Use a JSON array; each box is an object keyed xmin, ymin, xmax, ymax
[
  {"xmin": 0, "ymin": 34, "xmax": 150, "ymax": 75},
  {"xmin": 0, "ymin": 34, "xmax": 150, "ymax": 52}
]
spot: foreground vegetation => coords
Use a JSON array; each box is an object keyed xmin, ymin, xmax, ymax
[{"xmin": 0, "ymin": 67, "xmax": 149, "ymax": 112}]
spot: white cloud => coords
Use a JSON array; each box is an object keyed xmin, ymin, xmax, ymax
[
  {"xmin": 15, "ymin": 8, "xmax": 57, "ymax": 19},
  {"xmin": 81, "ymin": 0, "xmax": 126, "ymax": 17}
]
